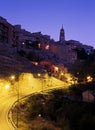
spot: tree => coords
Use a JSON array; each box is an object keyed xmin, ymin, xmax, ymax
[
  {"xmin": 77, "ymin": 48, "xmax": 88, "ymax": 60},
  {"xmin": 78, "ymin": 114, "xmax": 95, "ymax": 130}
]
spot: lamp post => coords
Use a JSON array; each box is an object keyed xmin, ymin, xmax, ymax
[
  {"xmin": 10, "ymin": 75, "xmax": 19, "ymax": 129},
  {"xmin": 16, "ymin": 74, "xmax": 20, "ymax": 129},
  {"xmin": 15, "ymin": 47, "xmax": 21, "ymax": 129},
  {"xmin": 10, "ymin": 74, "xmax": 19, "ymax": 129},
  {"xmin": 38, "ymin": 73, "xmax": 44, "ymax": 93}
]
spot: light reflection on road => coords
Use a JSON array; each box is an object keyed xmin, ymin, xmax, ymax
[{"xmin": 0, "ymin": 73, "xmax": 68, "ymax": 130}]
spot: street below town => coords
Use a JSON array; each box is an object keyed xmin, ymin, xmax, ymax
[{"xmin": 0, "ymin": 73, "xmax": 68, "ymax": 130}]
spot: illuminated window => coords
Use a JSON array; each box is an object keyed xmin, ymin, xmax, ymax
[
  {"xmin": 45, "ymin": 45, "xmax": 49, "ymax": 50},
  {"xmin": 38, "ymin": 43, "xmax": 41, "ymax": 48}
]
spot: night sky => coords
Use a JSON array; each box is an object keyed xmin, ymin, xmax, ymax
[{"xmin": 0, "ymin": 0, "xmax": 95, "ymax": 47}]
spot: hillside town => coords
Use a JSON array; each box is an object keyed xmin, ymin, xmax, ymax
[
  {"xmin": 1, "ymin": 16, "xmax": 95, "ymax": 130},
  {"xmin": 0, "ymin": 16, "xmax": 94, "ymax": 80}
]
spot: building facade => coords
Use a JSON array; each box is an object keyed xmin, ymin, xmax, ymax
[
  {"xmin": 0, "ymin": 16, "xmax": 94, "ymax": 66},
  {"xmin": 0, "ymin": 16, "xmax": 13, "ymax": 44}
]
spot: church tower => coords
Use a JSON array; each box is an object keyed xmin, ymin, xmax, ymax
[{"xmin": 59, "ymin": 25, "xmax": 65, "ymax": 43}]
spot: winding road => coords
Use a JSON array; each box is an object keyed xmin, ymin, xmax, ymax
[{"xmin": 0, "ymin": 74, "xmax": 67, "ymax": 130}]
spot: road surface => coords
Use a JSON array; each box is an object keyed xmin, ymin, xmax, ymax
[{"xmin": 0, "ymin": 74, "xmax": 68, "ymax": 130}]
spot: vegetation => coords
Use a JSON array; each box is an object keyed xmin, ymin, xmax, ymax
[
  {"xmin": 9, "ymin": 46, "xmax": 95, "ymax": 130},
  {"xmin": 12, "ymin": 87, "xmax": 95, "ymax": 130},
  {"xmin": 70, "ymin": 50, "xmax": 95, "ymax": 83},
  {"xmin": 69, "ymin": 81, "xmax": 95, "ymax": 97}
]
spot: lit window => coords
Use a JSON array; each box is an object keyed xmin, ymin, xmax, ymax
[
  {"xmin": 38, "ymin": 43, "xmax": 41, "ymax": 48},
  {"xmin": 45, "ymin": 45, "xmax": 49, "ymax": 50}
]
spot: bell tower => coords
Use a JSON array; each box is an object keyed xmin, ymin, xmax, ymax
[{"xmin": 59, "ymin": 25, "xmax": 65, "ymax": 43}]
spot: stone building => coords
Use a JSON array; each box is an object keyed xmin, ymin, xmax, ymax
[
  {"xmin": 0, "ymin": 16, "xmax": 94, "ymax": 66},
  {"xmin": 82, "ymin": 90, "xmax": 95, "ymax": 102},
  {"xmin": 0, "ymin": 16, "xmax": 13, "ymax": 44}
]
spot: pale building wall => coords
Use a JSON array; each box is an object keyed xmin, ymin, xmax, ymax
[{"xmin": 82, "ymin": 91, "xmax": 95, "ymax": 102}]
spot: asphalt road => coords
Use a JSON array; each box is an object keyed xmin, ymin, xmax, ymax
[
  {"xmin": 0, "ymin": 75, "xmax": 68, "ymax": 130},
  {"xmin": 0, "ymin": 95, "xmax": 17, "ymax": 130}
]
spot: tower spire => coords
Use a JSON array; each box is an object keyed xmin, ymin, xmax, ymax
[
  {"xmin": 62, "ymin": 24, "xmax": 63, "ymax": 29},
  {"xmin": 59, "ymin": 25, "xmax": 65, "ymax": 43}
]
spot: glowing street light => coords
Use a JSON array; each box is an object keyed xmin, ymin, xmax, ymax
[
  {"xmin": 5, "ymin": 84, "xmax": 10, "ymax": 89},
  {"xmin": 10, "ymin": 75, "xmax": 15, "ymax": 86},
  {"xmin": 11, "ymin": 75, "xmax": 15, "ymax": 80},
  {"xmin": 87, "ymin": 76, "xmax": 93, "ymax": 82},
  {"xmin": 38, "ymin": 73, "xmax": 41, "ymax": 77},
  {"xmin": 22, "ymin": 42, "xmax": 24, "ymax": 45},
  {"xmin": 37, "ymin": 73, "xmax": 45, "ymax": 93},
  {"xmin": 55, "ymin": 66, "xmax": 58, "ymax": 72}
]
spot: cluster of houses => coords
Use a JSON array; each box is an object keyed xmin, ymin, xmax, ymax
[
  {"xmin": 1, "ymin": 16, "xmax": 95, "ymax": 103},
  {"xmin": 0, "ymin": 16, "xmax": 94, "ymax": 78}
]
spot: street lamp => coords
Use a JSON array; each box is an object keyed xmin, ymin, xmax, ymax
[
  {"xmin": 55, "ymin": 66, "xmax": 58, "ymax": 72},
  {"xmin": 38, "ymin": 73, "xmax": 41, "ymax": 77},
  {"xmin": 38, "ymin": 73, "xmax": 44, "ymax": 93},
  {"xmin": 5, "ymin": 84, "xmax": 10, "ymax": 89},
  {"xmin": 11, "ymin": 75, "xmax": 15, "ymax": 80},
  {"xmin": 10, "ymin": 75, "xmax": 15, "ymax": 85},
  {"xmin": 87, "ymin": 76, "xmax": 93, "ymax": 82},
  {"xmin": 10, "ymin": 74, "xmax": 19, "ymax": 129},
  {"xmin": 16, "ymin": 75, "xmax": 20, "ymax": 129}
]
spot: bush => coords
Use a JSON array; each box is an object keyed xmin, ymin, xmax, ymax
[{"xmin": 78, "ymin": 114, "xmax": 95, "ymax": 130}]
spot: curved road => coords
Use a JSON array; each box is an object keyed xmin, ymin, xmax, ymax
[
  {"xmin": 0, "ymin": 75, "xmax": 68, "ymax": 130},
  {"xmin": 0, "ymin": 95, "xmax": 17, "ymax": 130}
]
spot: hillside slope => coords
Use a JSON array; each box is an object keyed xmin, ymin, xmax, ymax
[{"xmin": 0, "ymin": 43, "xmax": 42, "ymax": 78}]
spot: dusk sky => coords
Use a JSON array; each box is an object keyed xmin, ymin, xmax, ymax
[{"xmin": 0, "ymin": 0, "xmax": 95, "ymax": 47}]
